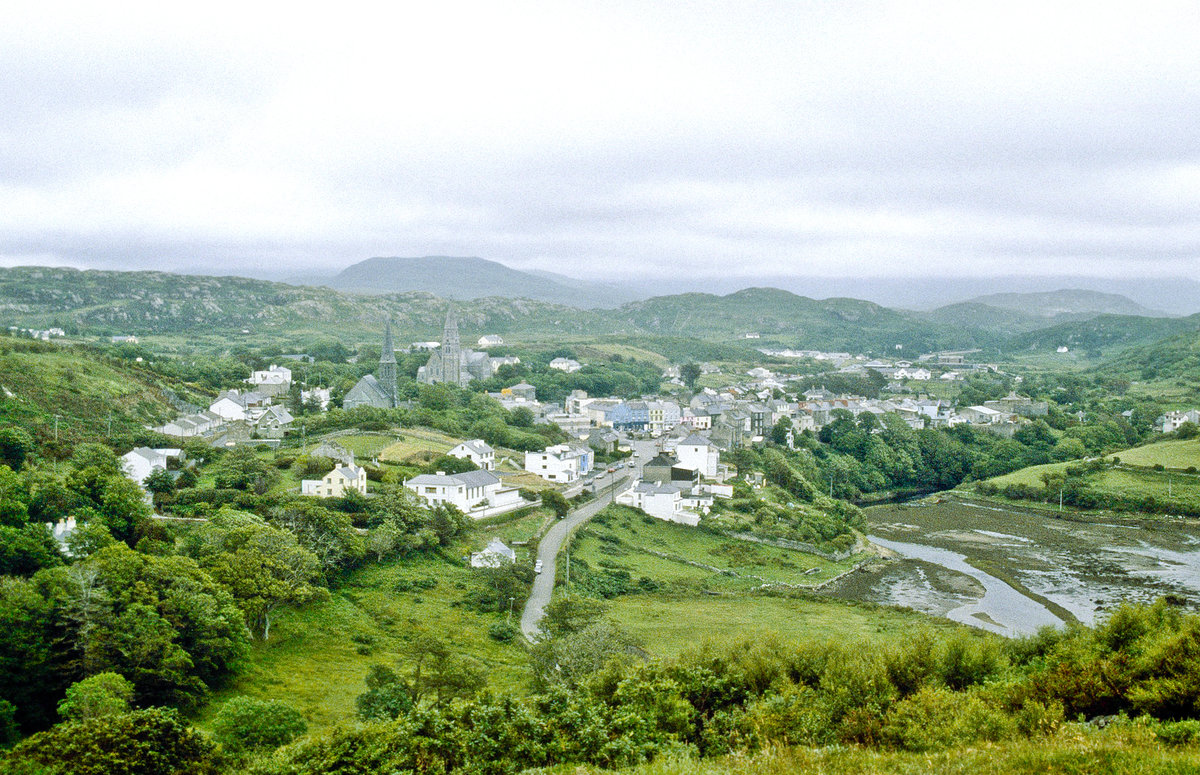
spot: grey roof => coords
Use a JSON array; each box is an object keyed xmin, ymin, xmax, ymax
[
  {"xmin": 407, "ymin": 473, "xmax": 461, "ymax": 487},
  {"xmin": 635, "ymin": 482, "xmax": 682, "ymax": 495},
  {"xmin": 678, "ymin": 434, "xmax": 714, "ymax": 447},
  {"xmin": 645, "ymin": 453, "xmax": 679, "ymax": 468},
  {"xmin": 408, "ymin": 469, "xmax": 499, "ymax": 488},
  {"xmin": 457, "ymin": 439, "xmax": 494, "ymax": 455},
  {"xmin": 453, "ymin": 469, "xmax": 501, "ymax": 488}
]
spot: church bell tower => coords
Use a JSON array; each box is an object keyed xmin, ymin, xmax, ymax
[{"xmin": 378, "ymin": 318, "xmax": 398, "ymax": 406}]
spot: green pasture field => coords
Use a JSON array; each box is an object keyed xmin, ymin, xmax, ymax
[
  {"xmin": 982, "ymin": 459, "xmax": 1200, "ymax": 514},
  {"xmin": 569, "ymin": 507, "xmax": 859, "ymax": 591},
  {"xmin": 604, "ymin": 593, "xmax": 950, "ymax": 660},
  {"xmin": 1110, "ymin": 438, "xmax": 1200, "ymax": 470},
  {"xmin": 192, "ymin": 549, "xmax": 532, "ymax": 734},
  {"xmin": 474, "ymin": 506, "xmax": 555, "ymax": 547},
  {"xmin": 377, "ymin": 428, "xmax": 463, "ymax": 463}
]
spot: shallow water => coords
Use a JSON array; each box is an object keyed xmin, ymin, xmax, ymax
[
  {"xmin": 831, "ymin": 500, "xmax": 1200, "ymax": 634},
  {"xmin": 869, "ymin": 535, "xmax": 1064, "ymax": 636}
]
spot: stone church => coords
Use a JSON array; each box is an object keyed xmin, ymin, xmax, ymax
[
  {"xmin": 343, "ymin": 320, "xmax": 399, "ymax": 409},
  {"xmin": 417, "ymin": 311, "xmax": 495, "ymax": 387}
]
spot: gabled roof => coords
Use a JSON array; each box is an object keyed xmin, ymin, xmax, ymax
[
  {"xmin": 645, "ymin": 453, "xmax": 679, "ymax": 468},
  {"xmin": 454, "ymin": 469, "xmax": 501, "ymax": 488},
  {"xmin": 408, "ymin": 469, "xmax": 500, "ymax": 488},
  {"xmin": 678, "ymin": 433, "xmax": 714, "ymax": 447},
  {"xmin": 455, "ymin": 439, "xmax": 494, "ymax": 455}
]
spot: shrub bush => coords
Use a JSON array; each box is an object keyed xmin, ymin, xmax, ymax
[{"xmin": 210, "ymin": 696, "xmax": 307, "ymax": 753}]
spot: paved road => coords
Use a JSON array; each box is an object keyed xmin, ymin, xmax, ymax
[{"xmin": 520, "ymin": 470, "xmax": 629, "ymax": 640}]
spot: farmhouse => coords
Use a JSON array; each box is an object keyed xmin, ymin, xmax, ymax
[{"xmin": 301, "ymin": 464, "xmax": 369, "ymax": 498}]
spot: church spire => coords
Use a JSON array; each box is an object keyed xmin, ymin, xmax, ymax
[
  {"xmin": 377, "ymin": 317, "xmax": 397, "ymax": 406},
  {"xmin": 441, "ymin": 308, "xmax": 462, "ymax": 386},
  {"xmin": 443, "ymin": 309, "xmax": 461, "ymax": 349},
  {"xmin": 380, "ymin": 318, "xmax": 396, "ymax": 364}
]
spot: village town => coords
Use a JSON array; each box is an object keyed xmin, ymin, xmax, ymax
[{"xmin": 113, "ymin": 313, "xmax": 1196, "ymax": 568}]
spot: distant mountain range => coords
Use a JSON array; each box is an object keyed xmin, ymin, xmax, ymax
[
  {"xmin": 924, "ymin": 289, "xmax": 1169, "ymax": 334},
  {"xmin": 961, "ymin": 289, "xmax": 1162, "ymax": 318},
  {"xmin": 0, "ymin": 265, "xmax": 1194, "ymax": 360},
  {"xmin": 324, "ymin": 256, "xmax": 639, "ymax": 308}
]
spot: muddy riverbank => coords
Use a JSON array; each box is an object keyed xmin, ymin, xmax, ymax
[{"xmin": 823, "ymin": 498, "xmax": 1200, "ymax": 635}]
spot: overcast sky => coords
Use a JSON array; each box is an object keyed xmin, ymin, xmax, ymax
[{"xmin": 2, "ymin": 1, "xmax": 1198, "ymax": 283}]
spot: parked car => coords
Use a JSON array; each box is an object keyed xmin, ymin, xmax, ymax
[{"xmin": 534, "ymin": 559, "xmax": 544, "ymax": 573}]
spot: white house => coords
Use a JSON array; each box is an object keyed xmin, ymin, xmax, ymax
[
  {"xmin": 121, "ymin": 447, "xmax": 182, "ymax": 487},
  {"xmin": 675, "ymin": 434, "xmax": 720, "ymax": 479},
  {"xmin": 470, "ymin": 538, "xmax": 516, "ymax": 568},
  {"xmin": 548, "ymin": 357, "xmax": 582, "ymax": 373},
  {"xmin": 477, "ymin": 335, "xmax": 505, "ymax": 347},
  {"xmin": 959, "ymin": 405, "xmax": 1008, "ymax": 425},
  {"xmin": 404, "ymin": 469, "xmax": 523, "ymax": 513},
  {"xmin": 248, "ymin": 364, "xmax": 292, "ymax": 387},
  {"xmin": 524, "ymin": 444, "xmax": 592, "ymax": 483},
  {"xmin": 448, "ymin": 439, "xmax": 496, "ymax": 470},
  {"xmin": 209, "ymin": 393, "xmax": 248, "ymax": 421},
  {"xmin": 1161, "ymin": 409, "xmax": 1200, "ymax": 433},
  {"xmin": 618, "ymin": 482, "xmax": 700, "ymax": 526},
  {"xmin": 301, "ymin": 464, "xmax": 368, "ymax": 498}
]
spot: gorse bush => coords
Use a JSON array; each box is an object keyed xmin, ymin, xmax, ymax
[{"xmin": 244, "ymin": 600, "xmax": 1200, "ymax": 775}]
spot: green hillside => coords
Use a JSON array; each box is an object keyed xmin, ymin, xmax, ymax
[
  {"xmin": 616, "ymin": 287, "xmax": 977, "ymax": 353},
  {"xmin": 8, "ymin": 266, "xmax": 1197, "ymax": 360},
  {"xmin": 966, "ymin": 288, "xmax": 1158, "ymax": 317},
  {"xmin": 1110, "ymin": 439, "xmax": 1200, "ymax": 470},
  {"xmin": 0, "ymin": 268, "xmax": 979, "ymax": 354},
  {"xmin": 0, "ymin": 338, "xmax": 184, "ymax": 456},
  {"xmin": 1099, "ymin": 327, "xmax": 1200, "ymax": 384},
  {"xmin": 977, "ymin": 438, "xmax": 1200, "ymax": 516},
  {"xmin": 1004, "ymin": 313, "xmax": 1200, "ymax": 357}
]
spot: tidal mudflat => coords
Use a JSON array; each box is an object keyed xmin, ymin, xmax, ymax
[{"xmin": 826, "ymin": 498, "xmax": 1200, "ymax": 635}]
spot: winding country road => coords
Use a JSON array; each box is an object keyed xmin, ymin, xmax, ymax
[
  {"xmin": 520, "ymin": 437, "xmax": 660, "ymax": 640},
  {"xmin": 520, "ymin": 471, "xmax": 629, "ymax": 639}
]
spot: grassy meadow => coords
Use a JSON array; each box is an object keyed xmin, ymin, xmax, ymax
[
  {"xmin": 192, "ymin": 549, "xmax": 533, "ymax": 734},
  {"xmin": 1110, "ymin": 438, "xmax": 1200, "ymax": 469},
  {"xmin": 570, "ymin": 507, "xmax": 859, "ymax": 591},
  {"xmin": 604, "ymin": 593, "xmax": 949, "ymax": 659}
]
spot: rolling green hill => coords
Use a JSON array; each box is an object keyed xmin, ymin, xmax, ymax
[
  {"xmin": 1003, "ymin": 313, "xmax": 1200, "ymax": 356},
  {"xmin": 0, "ymin": 339, "xmax": 184, "ymax": 456},
  {"xmin": 966, "ymin": 288, "xmax": 1159, "ymax": 318},
  {"xmin": 616, "ymin": 287, "xmax": 979, "ymax": 353},
  {"xmin": 16, "ymin": 266, "xmax": 1193, "ymax": 359},
  {"xmin": 1098, "ymin": 327, "xmax": 1200, "ymax": 383}
]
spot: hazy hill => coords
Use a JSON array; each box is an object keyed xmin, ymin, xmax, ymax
[
  {"xmin": 922, "ymin": 302, "xmax": 1046, "ymax": 335},
  {"xmin": 1099, "ymin": 326, "xmax": 1200, "ymax": 383},
  {"xmin": 325, "ymin": 256, "xmax": 634, "ymax": 308},
  {"xmin": 18, "ymin": 266, "xmax": 1185, "ymax": 356},
  {"xmin": 0, "ymin": 266, "xmax": 610, "ymax": 343},
  {"xmin": 964, "ymin": 288, "xmax": 1162, "ymax": 318},
  {"xmin": 611, "ymin": 287, "xmax": 981, "ymax": 353},
  {"xmin": 1004, "ymin": 313, "xmax": 1200, "ymax": 356}
]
